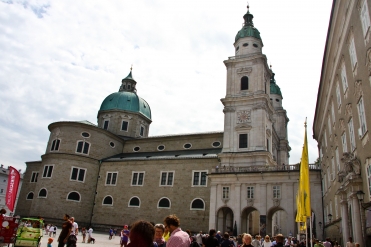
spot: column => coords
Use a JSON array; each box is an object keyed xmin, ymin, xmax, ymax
[
  {"xmin": 235, "ymin": 183, "xmax": 241, "ymax": 235},
  {"xmin": 351, "ymin": 195, "xmax": 363, "ymax": 244},
  {"xmin": 209, "ymin": 184, "xmax": 217, "ymax": 230},
  {"xmin": 340, "ymin": 199, "xmax": 349, "ymax": 245}
]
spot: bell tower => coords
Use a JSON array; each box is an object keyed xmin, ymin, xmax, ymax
[{"xmin": 219, "ymin": 4, "xmax": 286, "ymax": 167}]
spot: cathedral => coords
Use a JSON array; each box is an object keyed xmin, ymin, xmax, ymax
[{"xmin": 16, "ymin": 5, "xmax": 322, "ymax": 237}]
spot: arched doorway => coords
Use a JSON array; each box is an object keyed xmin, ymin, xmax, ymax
[
  {"xmin": 267, "ymin": 207, "xmax": 288, "ymax": 237},
  {"xmin": 216, "ymin": 207, "xmax": 234, "ymax": 233},
  {"xmin": 241, "ymin": 207, "xmax": 260, "ymax": 235}
]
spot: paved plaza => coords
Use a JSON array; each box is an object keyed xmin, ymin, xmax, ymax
[{"xmin": 44, "ymin": 231, "xmax": 123, "ymax": 247}]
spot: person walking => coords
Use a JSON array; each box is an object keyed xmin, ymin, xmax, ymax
[
  {"xmin": 49, "ymin": 225, "xmax": 55, "ymax": 237},
  {"xmin": 203, "ymin": 229, "xmax": 219, "ymax": 247},
  {"xmin": 242, "ymin": 234, "xmax": 254, "ymax": 247},
  {"xmin": 87, "ymin": 227, "xmax": 93, "ymax": 243},
  {"xmin": 57, "ymin": 214, "xmax": 72, "ymax": 247},
  {"xmin": 164, "ymin": 214, "xmax": 190, "ymax": 247},
  {"xmin": 127, "ymin": 221, "xmax": 154, "ymax": 247},
  {"xmin": 81, "ymin": 227, "xmax": 86, "ymax": 243},
  {"xmin": 120, "ymin": 225, "xmax": 130, "ymax": 247},
  {"xmin": 154, "ymin": 224, "xmax": 167, "ymax": 247},
  {"xmin": 253, "ymin": 235, "xmax": 262, "ymax": 247},
  {"xmin": 262, "ymin": 235, "xmax": 272, "ymax": 247}
]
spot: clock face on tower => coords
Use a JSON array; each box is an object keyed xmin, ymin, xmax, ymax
[{"xmin": 237, "ymin": 110, "xmax": 251, "ymax": 123}]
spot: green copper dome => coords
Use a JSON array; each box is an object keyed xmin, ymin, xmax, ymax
[
  {"xmin": 270, "ymin": 72, "xmax": 282, "ymax": 97},
  {"xmin": 235, "ymin": 8, "xmax": 262, "ymax": 42},
  {"xmin": 99, "ymin": 71, "xmax": 152, "ymax": 120}
]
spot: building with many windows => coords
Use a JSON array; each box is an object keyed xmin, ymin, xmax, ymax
[
  {"xmin": 16, "ymin": 5, "xmax": 323, "ymax": 237},
  {"xmin": 313, "ymin": 0, "xmax": 371, "ymax": 246}
]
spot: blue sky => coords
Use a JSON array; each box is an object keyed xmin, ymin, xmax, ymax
[{"xmin": 0, "ymin": 0, "xmax": 333, "ymax": 171}]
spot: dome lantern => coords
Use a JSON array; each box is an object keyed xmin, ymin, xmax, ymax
[{"xmin": 119, "ymin": 67, "xmax": 137, "ymax": 93}]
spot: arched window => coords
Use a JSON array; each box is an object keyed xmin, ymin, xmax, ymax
[
  {"xmin": 38, "ymin": 188, "xmax": 47, "ymax": 198},
  {"xmin": 191, "ymin": 198, "xmax": 205, "ymax": 210},
  {"xmin": 103, "ymin": 196, "xmax": 113, "ymax": 205},
  {"xmin": 128, "ymin": 197, "xmax": 140, "ymax": 207},
  {"xmin": 26, "ymin": 192, "xmax": 34, "ymax": 200},
  {"xmin": 158, "ymin": 198, "xmax": 170, "ymax": 208},
  {"xmin": 241, "ymin": 76, "xmax": 249, "ymax": 90},
  {"xmin": 67, "ymin": 192, "xmax": 80, "ymax": 201}
]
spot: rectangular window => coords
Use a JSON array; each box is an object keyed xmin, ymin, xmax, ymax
[
  {"xmin": 223, "ymin": 187, "xmax": 230, "ymax": 199},
  {"xmin": 42, "ymin": 165, "xmax": 53, "ymax": 178},
  {"xmin": 30, "ymin": 172, "xmax": 39, "ymax": 183},
  {"xmin": 132, "ymin": 172, "xmax": 145, "ymax": 186},
  {"xmin": 192, "ymin": 171, "xmax": 207, "ymax": 186},
  {"xmin": 336, "ymin": 84, "xmax": 342, "ymax": 108},
  {"xmin": 76, "ymin": 141, "xmax": 90, "ymax": 154},
  {"xmin": 335, "ymin": 147, "xmax": 340, "ymax": 172},
  {"xmin": 70, "ymin": 167, "xmax": 86, "ymax": 182},
  {"xmin": 106, "ymin": 172, "xmax": 118, "ymax": 185},
  {"xmin": 273, "ymin": 185, "xmax": 281, "ymax": 199},
  {"xmin": 103, "ymin": 120, "xmax": 109, "ymax": 130},
  {"xmin": 367, "ymin": 164, "xmax": 371, "ymax": 196},
  {"xmin": 342, "ymin": 132, "xmax": 348, "ymax": 153},
  {"xmin": 51, "ymin": 139, "xmax": 60, "ymax": 151},
  {"xmin": 361, "ymin": 0, "xmax": 371, "ymax": 37},
  {"xmin": 239, "ymin": 134, "xmax": 248, "ymax": 148},
  {"xmin": 357, "ymin": 97, "xmax": 367, "ymax": 136},
  {"xmin": 327, "ymin": 167, "xmax": 331, "ymax": 187},
  {"xmin": 335, "ymin": 196, "xmax": 339, "ymax": 219},
  {"xmin": 140, "ymin": 126, "xmax": 144, "ymax": 136},
  {"xmin": 331, "ymin": 103, "xmax": 335, "ymax": 124},
  {"xmin": 341, "ymin": 64, "xmax": 348, "ymax": 92},
  {"xmin": 160, "ymin": 171, "xmax": 174, "ymax": 186},
  {"xmin": 348, "ymin": 118, "xmax": 356, "ymax": 151},
  {"xmin": 121, "ymin": 121, "xmax": 128, "ymax": 131},
  {"xmin": 331, "ymin": 158, "xmax": 335, "ymax": 181},
  {"xmin": 349, "ymin": 36, "xmax": 358, "ymax": 70},
  {"xmin": 247, "ymin": 186, "xmax": 254, "ymax": 199},
  {"xmin": 321, "ymin": 178, "xmax": 325, "ymax": 196},
  {"xmin": 0, "ymin": 189, "xmax": 3, "ymax": 194}
]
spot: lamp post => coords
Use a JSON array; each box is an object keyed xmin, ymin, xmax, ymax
[
  {"xmin": 318, "ymin": 221, "xmax": 323, "ymax": 240},
  {"xmin": 328, "ymin": 214, "xmax": 332, "ymax": 223},
  {"xmin": 356, "ymin": 190, "xmax": 366, "ymax": 247}
]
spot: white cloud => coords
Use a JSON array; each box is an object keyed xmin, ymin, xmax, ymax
[{"xmin": 0, "ymin": 0, "xmax": 332, "ymax": 171}]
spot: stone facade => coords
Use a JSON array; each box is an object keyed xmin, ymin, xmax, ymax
[{"xmin": 313, "ymin": 0, "xmax": 371, "ymax": 246}]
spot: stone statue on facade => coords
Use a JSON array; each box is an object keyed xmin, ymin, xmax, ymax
[{"xmin": 338, "ymin": 152, "xmax": 361, "ymax": 182}]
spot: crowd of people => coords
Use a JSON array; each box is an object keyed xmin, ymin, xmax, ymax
[
  {"xmin": 38, "ymin": 213, "xmax": 362, "ymax": 247},
  {"xmin": 105, "ymin": 214, "xmax": 314, "ymax": 247}
]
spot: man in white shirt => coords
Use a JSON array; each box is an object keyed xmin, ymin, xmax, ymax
[
  {"xmin": 196, "ymin": 231, "xmax": 203, "ymax": 246},
  {"xmin": 67, "ymin": 217, "xmax": 79, "ymax": 247},
  {"xmin": 49, "ymin": 225, "xmax": 55, "ymax": 237},
  {"xmin": 70, "ymin": 217, "xmax": 79, "ymax": 235}
]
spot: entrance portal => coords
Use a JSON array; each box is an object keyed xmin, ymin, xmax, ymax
[
  {"xmin": 241, "ymin": 207, "xmax": 260, "ymax": 235},
  {"xmin": 216, "ymin": 207, "xmax": 234, "ymax": 234}
]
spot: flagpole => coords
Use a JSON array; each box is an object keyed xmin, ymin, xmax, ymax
[
  {"xmin": 310, "ymin": 216, "xmax": 313, "ymax": 247},
  {"xmin": 306, "ymin": 220, "xmax": 308, "ymax": 247}
]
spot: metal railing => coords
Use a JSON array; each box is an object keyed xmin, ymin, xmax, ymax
[{"xmin": 212, "ymin": 164, "xmax": 320, "ymax": 173}]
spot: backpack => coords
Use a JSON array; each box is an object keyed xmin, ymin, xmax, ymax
[
  {"xmin": 221, "ymin": 239, "xmax": 234, "ymax": 247},
  {"xmin": 190, "ymin": 242, "xmax": 199, "ymax": 247}
]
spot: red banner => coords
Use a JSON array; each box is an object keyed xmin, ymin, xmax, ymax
[{"xmin": 6, "ymin": 167, "xmax": 20, "ymax": 212}]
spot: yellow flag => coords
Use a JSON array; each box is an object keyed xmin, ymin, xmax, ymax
[{"xmin": 296, "ymin": 120, "xmax": 311, "ymax": 221}]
